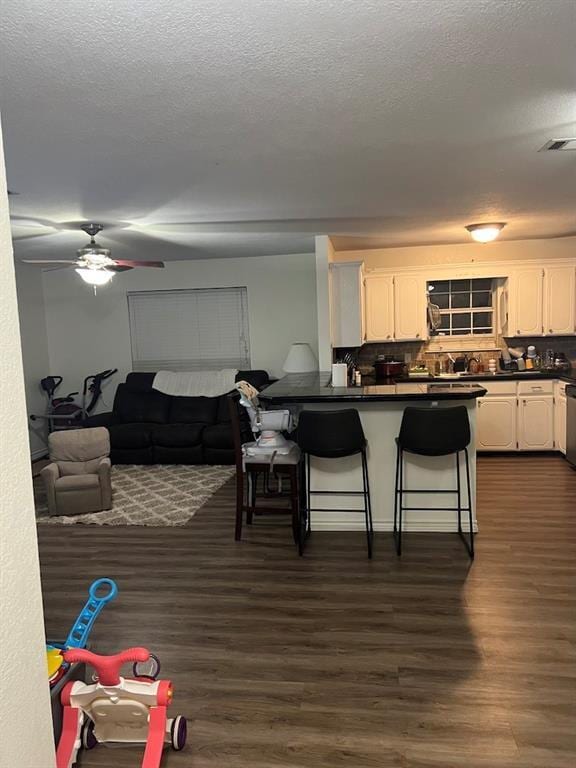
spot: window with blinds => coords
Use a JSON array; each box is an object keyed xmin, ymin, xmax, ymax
[{"xmin": 127, "ymin": 287, "xmax": 251, "ymax": 372}]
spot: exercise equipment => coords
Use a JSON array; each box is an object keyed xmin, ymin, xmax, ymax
[{"xmin": 30, "ymin": 368, "xmax": 117, "ymax": 432}]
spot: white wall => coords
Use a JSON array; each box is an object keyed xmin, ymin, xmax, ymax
[
  {"xmin": 315, "ymin": 236, "xmax": 334, "ymax": 371},
  {"xmin": 333, "ymin": 234, "xmax": 576, "ymax": 269},
  {"xmin": 42, "ymin": 252, "xmax": 317, "ymax": 404},
  {"xmin": 0, "ymin": 122, "xmax": 56, "ymax": 766},
  {"xmin": 15, "ymin": 264, "xmax": 50, "ymax": 457}
]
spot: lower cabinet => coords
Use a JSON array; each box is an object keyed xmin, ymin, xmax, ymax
[
  {"xmin": 476, "ymin": 380, "xmax": 564, "ymax": 453},
  {"xmin": 554, "ymin": 382, "xmax": 567, "ymax": 455},
  {"xmin": 517, "ymin": 396, "xmax": 554, "ymax": 451},
  {"xmin": 477, "ymin": 397, "xmax": 517, "ymax": 451}
]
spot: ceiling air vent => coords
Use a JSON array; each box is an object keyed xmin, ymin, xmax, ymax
[{"xmin": 539, "ymin": 138, "xmax": 576, "ymax": 152}]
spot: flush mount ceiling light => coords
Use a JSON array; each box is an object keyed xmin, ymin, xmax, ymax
[{"xmin": 465, "ymin": 222, "xmax": 506, "ymax": 243}]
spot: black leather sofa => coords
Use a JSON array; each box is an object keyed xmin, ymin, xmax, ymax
[{"xmin": 85, "ymin": 370, "xmax": 269, "ymax": 465}]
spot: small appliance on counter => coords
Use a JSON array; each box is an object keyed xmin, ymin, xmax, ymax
[
  {"xmin": 374, "ymin": 356, "xmax": 407, "ymax": 381},
  {"xmin": 453, "ymin": 355, "xmax": 468, "ymax": 373},
  {"xmin": 553, "ymin": 352, "xmax": 571, "ymax": 372}
]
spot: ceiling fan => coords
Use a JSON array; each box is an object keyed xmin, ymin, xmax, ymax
[{"xmin": 21, "ymin": 223, "xmax": 164, "ymax": 286}]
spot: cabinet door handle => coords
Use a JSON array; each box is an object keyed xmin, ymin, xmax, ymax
[
  {"xmin": 549, "ymin": 329, "xmax": 553, "ymax": 334},
  {"xmin": 416, "ymin": 333, "xmax": 420, "ymax": 338},
  {"xmin": 517, "ymin": 330, "xmax": 521, "ymax": 335}
]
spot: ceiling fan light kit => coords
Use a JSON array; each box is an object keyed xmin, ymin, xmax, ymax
[{"xmin": 75, "ymin": 267, "xmax": 114, "ymax": 286}]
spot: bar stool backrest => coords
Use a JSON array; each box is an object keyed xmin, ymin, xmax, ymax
[
  {"xmin": 297, "ymin": 409, "xmax": 366, "ymax": 458},
  {"xmin": 398, "ymin": 406, "xmax": 471, "ymax": 456},
  {"xmin": 228, "ymin": 393, "xmax": 255, "ymax": 473}
]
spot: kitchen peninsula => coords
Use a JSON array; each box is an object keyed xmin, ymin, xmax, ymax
[{"xmin": 260, "ymin": 373, "xmax": 486, "ymax": 533}]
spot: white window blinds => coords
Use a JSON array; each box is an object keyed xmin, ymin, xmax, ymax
[{"xmin": 128, "ymin": 287, "xmax": 251, "ymax": 372}]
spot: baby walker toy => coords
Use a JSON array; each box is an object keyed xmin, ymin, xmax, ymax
[
  {"xmin": 47, "ymin": 578, "xmax": 118, "ymax": 687},
  {"xmin": 56, "ymin": 646, "xmax": 187, "ymax": 768}
]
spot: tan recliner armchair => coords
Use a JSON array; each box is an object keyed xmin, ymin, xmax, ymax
[{"xmin": 41, "ymin": 428, "xmax": 112, "ymax": 516}]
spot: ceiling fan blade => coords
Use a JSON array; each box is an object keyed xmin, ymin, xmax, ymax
[
  {"xmin": 113, "ymin": 259, "xmax": 165, "ymax": 268},
  {"xmin": 106, "ymin": 264, "xmax": 133, "ymax": 273},
  {"xmin": 20, "ymin": 259, "xmax": 77, "ymax": 264}
]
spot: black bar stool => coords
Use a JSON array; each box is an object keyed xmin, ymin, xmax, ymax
[
  {"xmin": 228, "ymin": 393, "xmax": 301, "ymax": 548},
  {"xmin": 297, "ymin": 409, "xmax": 373, "ymax": 558},
  {"xmin": 394, "ymin": 406, "xmax": 474, "ymax": 558}
]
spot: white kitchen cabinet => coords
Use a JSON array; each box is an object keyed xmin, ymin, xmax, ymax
[
  {"xmin": 509, "ymin": 268, "xmax": 544, "ymax": 337},
  {"xmin": 544, "ymin": 266, "xmax": 576, "ymax": 336},
  {"xmin": 329, "ymin": 262, "xmax": 364, "ymax": 348},
  {"xmin": 554, "ymin": 381, "xmax": 568, "ymax": 455},
  {"xmin": 518, "ymin": 396, "xmax": 554, "ymax": 451},
  {"xmin": 477, "ymin": 397, "xmax": 517, "ymax": 451},
  {"xmin": 393, "ymin": 274, "xmax": 427, "ymax": 341},
  {"xmin": 364, "ymin": 275, "xmax": 394, "ymax": 342}
]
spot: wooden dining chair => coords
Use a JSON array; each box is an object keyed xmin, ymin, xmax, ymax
[{"xmin": 227, "ymin": 393, "xmax": 302, "ymax": 548}]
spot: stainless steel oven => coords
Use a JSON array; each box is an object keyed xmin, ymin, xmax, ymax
[{"xmin": 567, "ymin": 385, "xmax": 576, "ymax": 468}]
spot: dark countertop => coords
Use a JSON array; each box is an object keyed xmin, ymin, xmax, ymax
[
  {"xmin": 397, "ymin": 370, "xmax": 576, "ymax": 384},
  {"xmin": 260, "ymin": 373, "xmax": 487, "ymax": 404}
]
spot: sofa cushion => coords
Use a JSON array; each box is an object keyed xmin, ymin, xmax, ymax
[
  {"xmin": 154, "ymin": 445, "xmax": 204, "ymax": 464},
  {"xmin": 108, "ymin": 423, "xmax": 156, "ymax": 449},
  {"xmin": 236, "ymin": 370, "xmax": 270, "ymax": 390},
  {"xmin": 111, "ymin": 447, "xmax": 154, "ymax": 465},
  {"xmin": 125, "ymin": 372, "xmax": 156, "ymax": 392},
  {"xmin": 203, "ymin": 423, "xmax": 233, "ymax": 451},
  {"xmin": 169, "ymin": 396, "xmax": 219, "ymax": 425},
  {"xmin": 203, "ymin": 446, "xmax": 235, "ymax": 465},
  {"xmin": 151, "ymin": 423, "xmax": 205, "ymax": 448},
  {"xmin": 114, "ymin": 384, "xmax": 171, "ymax": 424},
  {"xmin": 55, "ymin": 474, "xmax": 100, "ymax": 492}
]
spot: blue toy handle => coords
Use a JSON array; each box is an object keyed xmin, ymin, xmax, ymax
[{"xmin": 64, "ymin": 578, "xmax": 118, "ymax": 649}]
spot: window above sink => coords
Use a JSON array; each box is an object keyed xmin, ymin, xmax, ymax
[
  {"xmin": 424, "ymin": 276, "xmax": 504, "ymax": 352},
  {"xmin": 427, "ymin": 278, "xmax": 495, "ymax": 337}
]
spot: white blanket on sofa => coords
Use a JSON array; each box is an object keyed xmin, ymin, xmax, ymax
[{"xmin": 152, "ymin": 369, "xmax": 238, "ymax": 398}]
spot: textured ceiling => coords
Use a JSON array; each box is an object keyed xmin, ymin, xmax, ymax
[{"xmin": 2, "ymin": 0, "xmax": 576, "ymax": 261}]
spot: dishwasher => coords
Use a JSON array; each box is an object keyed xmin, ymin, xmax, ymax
[{"xmin": 567, "ymin": 385, "xmax": 576, "ymax": 468}]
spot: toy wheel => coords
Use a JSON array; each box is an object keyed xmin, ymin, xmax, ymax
[
  {"xmin": 132, "ymin": 653, "xmax": 161, "ymax": 680},
  {"xmin": 81, "ymin": 719, "xmax": 97, "ymax": 750},
  {"xmin": 170, "ymin": 715, "xmax": 187, "ymax": 750}
]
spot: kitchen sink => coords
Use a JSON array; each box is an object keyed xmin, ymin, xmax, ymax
[{"xmin": 434, "ymin": 370, "xmax": 548, "ymax": 379}]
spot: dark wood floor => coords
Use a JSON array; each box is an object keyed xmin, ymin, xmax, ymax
[{"xmin": 38, "ymin": 455, "xmax": 576, "ymax": 768}]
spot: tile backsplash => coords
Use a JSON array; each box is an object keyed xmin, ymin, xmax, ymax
[{"xmin": 336, "ymin": 336, "xmax": 576, "ymax": 375}]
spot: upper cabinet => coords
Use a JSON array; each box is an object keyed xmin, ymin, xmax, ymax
[
  {"xmin": 393, "ymin": 274, "xmax": 427, "ymax": 341},
  {"xmin": 329, "ymin": 259, "xmax": 576, "ymax": 350},
  {"xmin": 544, "ymin": 266, "xmax": 576, "ymax": 336},
  {"xmin": 509, "ymin": 268, "xmax": 544, "ymax": 337},
  {"xmin": 364, "ymin": 275, "xmax": 394, "ymax": 342},
  {"xmin": 329, "ymin": 262, "xmax": 365, "ymax": 348},
  {"xmin": 508, "ymin": 266, "xmax": 576, "ymax": 338},
  {"xmin": 364, "ymin": 274, "xmax": 427, "ymax": 342}
]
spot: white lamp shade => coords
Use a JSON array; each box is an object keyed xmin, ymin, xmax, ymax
[{"xmin": 283, "ymin": 343, "xmax": 318, "ymax": 373}]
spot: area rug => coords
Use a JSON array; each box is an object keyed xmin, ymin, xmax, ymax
[{"xmin": 35, "ymin": 464, "xmax": 235, "ymax": 526}]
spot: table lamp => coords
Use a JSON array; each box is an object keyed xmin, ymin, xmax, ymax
[{"xmin": 283, "ymin": 343, "xmax": 318, "ymax": 373}]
